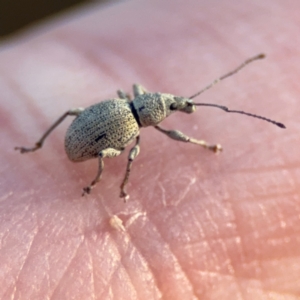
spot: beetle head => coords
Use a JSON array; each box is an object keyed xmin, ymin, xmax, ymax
[{"xmin": 169, "ymin": 97, "xmax": 196, "ymax": 114}]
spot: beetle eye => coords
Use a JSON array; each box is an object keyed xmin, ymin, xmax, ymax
[{"xmin": 170, "ymin": 103, "xmax": 177, "ymax": 110}]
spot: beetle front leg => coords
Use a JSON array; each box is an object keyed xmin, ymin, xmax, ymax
[
  {"xmin": 15, "ymin": 108, "xmax": 84, "ymax": 153},
  {"xmin": 120, "ymin": 136, "xmax": 140, "ymax": 202},
  {"xmin": 82, "ymin": 148, "xmax": 122, "ymax": 196},
  {"xmin": 154, "ymin": 125, "xmax": 222, "ymax": 153},
  {"xmin": 133, "ymin": 84, "xmax": 148, "ymax": 97}
]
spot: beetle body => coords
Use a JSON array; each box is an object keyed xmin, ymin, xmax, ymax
[
  {"xmin": 65, "ymin": 92, "xmax": 195, "ymax": 162},
  {"xmin": 15, "ymin": 54, "xmax": 285, "ymax": 201}
]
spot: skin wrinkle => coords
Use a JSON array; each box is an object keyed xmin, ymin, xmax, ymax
[
  {"xmin": 225, "ymin": 192, "xmax": 299, "ymax": 204},
  {"xmin": 107, "ymin": 261, "xmax": 138, "ymax": 300},
  {"xmin": 93, "ymin": 234, "xmax": 117, "ymax": 293},
  {"xmin": 179, "ymin": 212, "xmax": 268, "ymax": 284},
  {"xmin": 122, "ymin": 247, "xmax": 160, "ymax": 300},
  {"xmin": 195, "ymin": 271, "xmax": 247, "ymax": 300},
  {"xmin": 35, "ymin": 208, "xmax": 51, "ymax": 299},
  {"xmin": 183, "ymin": 210, "xmax": 237, "ymax": 292},
  {"xmin": 99, "ymin": 220, "xmax": 141, "ymax": 298},
  {"xmin": 84, "ymin": 197, "xmax": 159, "ymax": 300},
  {"xmin": 99, "ymin": 196, "xmax": 161, "ymax": 299},
  {"xmin": 225, "ymin": 198, "xmax": 255, "ymax": 281},
  {"xmin": 1, "ymin": 283, "xmax": 13, "ymax": 300},
  {"xmin": 11, "ymin": 201, "xmax": 38, "ymax": 299},
  {"xmin": 125, "ymin": 212, "xmax": 147, "ymax": 229},
  {"xmin": 50, "ymin": 236, "xmax": 85, "ymax": 298},
  {"xmin": 239, "ymin": 235, "xmax": 299, "ymax": 265},
  {"xmin": 174, "ymin": 177, "xmax": 196, "ymax": 206},
  {"xmin": 123, "ymin": 217, "xmax": 168, "ymax": 298},
  {"xmin": 44, "ymin": 253, "xmax": 51, "ymax": 300},
  {"xmin": 225, "ymin": 172, "xmax": 294, "ymax": 201},
  {"xmin": 125, "ymin": 210, "xmax": 197, "ymax": 299},
  {"xmin": 78, "ymin": 231, "xmax": 113, "ymax": 285},
  {"xmin": 145, "ymin": 184, "xmax": 234, "ymax": 296},
  {"xmin": 235, "ymin": 165, "xmax": 295, "ymax": 173},
  {"xmin": 193, "ymin": 253, "xmax": 299, "ymax": 296},
  {"xmin": 144, "ymin": 203, "xmax": 224, "ymax": 298},
  {"xmin": 217, "ymin": 238, "xmax": 245, "ymax": 299},
  {"xmin": 85, "ymin": 239, "xmax": 96, "ymax": 300},
  {"xmin": 158, "ymin": 182, "xmax": 167, "ymax": 207},
  {"xmin": 121, "ymin": 260, "xmax": 140, "ymax": 300},
  {"xmin": 258, "ymin": 275, "xmax": 297, "ymax": 297},
  {"xmin": 188, "ymin": 209, "xmax": 206, "ymax": 239},
  {"xmin": 282, "ymin": 169, "xmax": 298, "ymax": 192}
]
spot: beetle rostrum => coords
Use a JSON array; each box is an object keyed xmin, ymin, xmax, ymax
[{"xmin": 15, "ymin": 54, "xmax": 285, "ymax": 201}]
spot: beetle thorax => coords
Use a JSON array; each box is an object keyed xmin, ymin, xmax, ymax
[{"xmin": 132, "ymin": 93, "xmax": 175, "ymax": 127}]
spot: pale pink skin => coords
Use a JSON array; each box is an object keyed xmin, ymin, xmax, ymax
[{"xmin": 0, "ymin": 0, "xmax": 299, "ymax": 299}]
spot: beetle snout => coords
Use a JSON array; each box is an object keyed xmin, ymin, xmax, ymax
[{"xmin": 184, "ymin": 101, "xmax": 196, "ymax": 113}]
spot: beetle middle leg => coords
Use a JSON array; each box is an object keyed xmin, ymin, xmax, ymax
[
  {"xmin": 120, "ymin": 136, "xmax": 140, "ymax": 202},
  {"xmin": 117, "ymin": 90, "xmax": 131, "ymax": 101},
  {"xmin": 133, "ymin": 84, "xmax": 148, "ymax": 97},
  {"xmin": 118, "ymin": 84, "xmax": 148, "ymax": 100},
  {"xmin": 15, "ymin": 108, "xmax": 84, "ymax": 153},
  {"xmin": 154, "ymin": 125, "xmax": 222, "ymax": 153},
  {"xmin": 82, "ymin": 148, "xmax": 122, "ymax": 196}
]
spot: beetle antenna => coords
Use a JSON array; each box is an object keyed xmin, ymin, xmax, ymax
[
  {"xmin": 193, "ymin": 103, "xmax": 286, "ymax": 128},
  {"xmin": 188, "ymin": 53, "xmax": 285, "ymax": 129},
  {"xmin": 189, "ymin": 53, "xmax": 265, "ymax": 100}
]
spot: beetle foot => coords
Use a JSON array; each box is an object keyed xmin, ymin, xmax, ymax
[
  {"xmin": 15, "ymin": 147, "xmax": 28, "ymax": 153},
  {"xmin": 82, "ymin": 186, "xmax": 92, "ymax": 196},
  {"xmin": 208, "ymin": 144, "xmax": 222, "ymax": 153},
  {"xmin": 120, "ymin": 191, "xmax": 130, "ymax": 202},
  {"xmin": 15, "ymin": 142, "xmax": 42, "ymax": 153},
  {"xmin": 15, "ymin": 146, "xmax": 37, "ymax": 153}
]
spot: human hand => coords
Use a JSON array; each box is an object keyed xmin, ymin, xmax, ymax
[{"xmin": 0, "ymin": 0, "xmax": 299, "ymax": 299}]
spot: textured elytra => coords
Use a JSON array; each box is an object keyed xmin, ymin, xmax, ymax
[{"xmin": 65, "ymin": 99, "xmax": 139, "ymax": 162}]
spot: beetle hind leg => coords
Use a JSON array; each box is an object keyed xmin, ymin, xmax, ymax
[
  {"xmin": 15, "ymin": 108, "xmax": 84, "ymax": 154},
  {"xmin": 117, "ymin": 90, "xmax": 131, "ymax": 101},
  {"xmin": 82, "ymin": 148, "xmax": 122, "ymax": 196},
  {"xmin": 120, "ymin": 136, "xmax": 140, "ymax": 202},
  {"xmin": 155, "ymin": 125, "xmax": 222, "ymax": 153}
]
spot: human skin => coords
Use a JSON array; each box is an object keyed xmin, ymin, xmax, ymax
[{"xmin": 0, "ymin": 0, "xmax": 299, "ymax": 299}]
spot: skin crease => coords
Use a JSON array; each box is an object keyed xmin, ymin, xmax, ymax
[{"xmin": 0, "ymin": 0, "xmax": 300, "ymax": 299}]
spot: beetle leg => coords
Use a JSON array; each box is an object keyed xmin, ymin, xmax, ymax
[
  {"xmin": 82, "ymin": 148, "xmax": 122, "ymax": 196},
  {"xmin": 117, "ymin": 90, "xmax": 131, "ymax": 101},
  {"xmin": 133, "ymin": 84, "xmax": 148, "ymax": 97},
  {"xmin": 15, "ymin": 108, "xmax": 84, "ymax": 153},
  {"xmin": 120, "ymin": 136, "xmax": 140, "ymax": 202},
  {"xmin": 154, "ymin": 125, "xmax": 222, "ymax": 153}
]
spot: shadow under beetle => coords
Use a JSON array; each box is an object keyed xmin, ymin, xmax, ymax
[{"xmin": 15, "ymin": 54, "xmax": 285, "ymax": 201}]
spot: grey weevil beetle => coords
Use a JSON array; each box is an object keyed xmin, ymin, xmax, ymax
[{"xmin": 15, "ymin": 54, "xmax": 285, "ymax": 201}]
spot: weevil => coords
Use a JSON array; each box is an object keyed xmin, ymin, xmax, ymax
[{"xmin": 15, "ymin": 54, "xmax": 285, "ymax": 201}]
